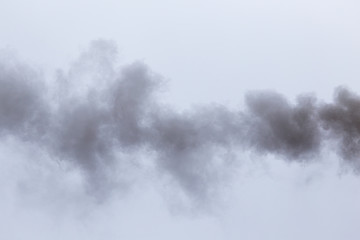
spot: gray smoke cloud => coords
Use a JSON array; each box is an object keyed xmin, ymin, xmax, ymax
[
  {"xmin": 319, "ymin": 87, "xmax": 360, "ymax": 171},
  {"xmin": 242, "ymin": 92, "xmax": 321, "ymax": 159},
  {"xmin": 1, "ymin": 40, "xmax": 360, "ymax": 201}
]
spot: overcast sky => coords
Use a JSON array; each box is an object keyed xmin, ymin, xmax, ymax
[{"xmin": 1, "ymin": 0, "xmax": 360, "ymax": 239}]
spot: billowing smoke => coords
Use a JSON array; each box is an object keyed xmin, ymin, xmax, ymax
[
  {"xmin": 241, "ymin": 92, "xmax": 321, "ymax": 159},
  {"xmin": 319, "ymin": 87, "xmax": 360, "ymax": 170},
  {"xmin": 1, "ymin": 40, "xmax": 359, "ymax": 201}
]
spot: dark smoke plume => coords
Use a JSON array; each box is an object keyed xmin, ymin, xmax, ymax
[
  {"xmin": 0, "ymin": 40, "xmax": 359, "ymax": 200},
  {"xmin": 319, "ymin": 87, "xmax": 360, "ymax": 170},
  {"xmin": 242, "ymin": 92, "xmax": 321, "ymax": 159}
]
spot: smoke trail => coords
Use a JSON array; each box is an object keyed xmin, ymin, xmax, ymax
[{"xmin": 0, "ymin": 40, "xmax": 359, "ymax": 201}]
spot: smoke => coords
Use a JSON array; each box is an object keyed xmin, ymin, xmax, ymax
[
  {"xmin": 319, "ymin": 87, "xmax": 360, "ymax": 170},
  {"xmin": 242, "ymin": 92, "xmax": 321, "ymax": 159},
  {"xmin": 0, "ymin": 60, "xmax": 48, "ymax": 139},
  {"xmin": 1, "ymin": 40, "xmax": 360, "ymax": 201}
]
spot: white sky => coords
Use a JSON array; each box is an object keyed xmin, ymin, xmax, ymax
[{"xmin": 1, "ymin": 0, "xmax": 360, "ymax": 239}]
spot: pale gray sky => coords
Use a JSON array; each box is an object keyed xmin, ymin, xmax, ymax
[{"xmin": 1, "ymin": 0, "xmax": 360, "ymax": 239}]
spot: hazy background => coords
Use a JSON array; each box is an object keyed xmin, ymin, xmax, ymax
[{"xmin": 1, "ymin": 0, "xmax": 360, "ymax": 239}]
